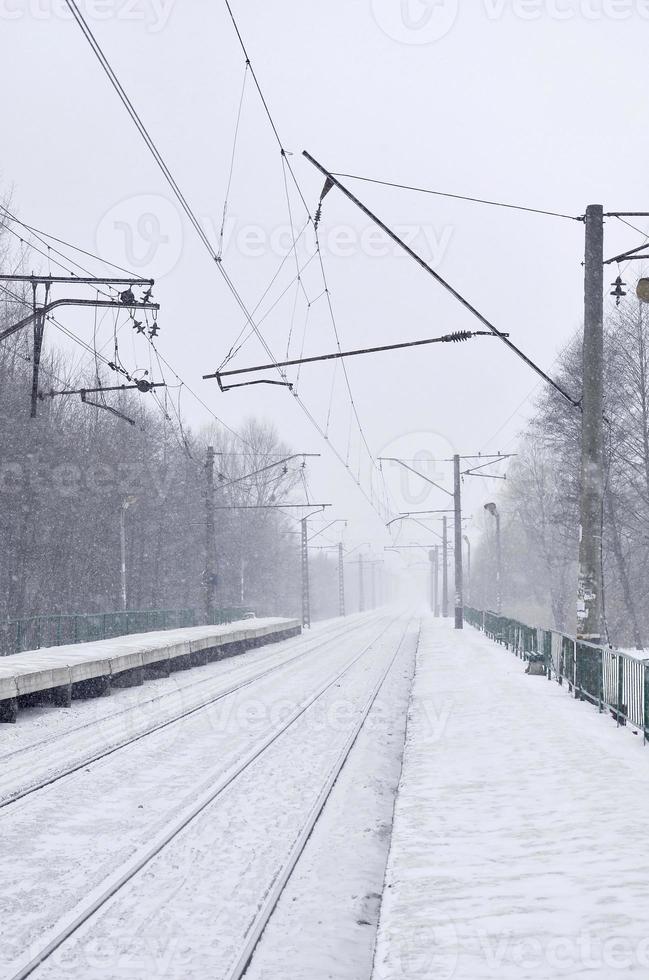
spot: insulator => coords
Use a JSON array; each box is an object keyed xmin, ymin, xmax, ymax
[{"xmin": 445, "ymin": 331, "xmax": 473, "ymax": 343}]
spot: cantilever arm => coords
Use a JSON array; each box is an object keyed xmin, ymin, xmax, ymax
[{"xmin": 0, "ymin": 298, "xmax": 160, "ymax": 342}]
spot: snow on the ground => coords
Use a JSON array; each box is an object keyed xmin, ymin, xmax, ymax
[
  {"xmin": 0, "ymin": 614, "xmax": 373, "ymax": 795},
  {"xmin": 373, "ymin": 617, "xmax": 649, "ymax": 980},
  {"xmin": 25, "ymin": 613, "xmax": 409, "ymax": 980},
  {"xmin": 243, "ymin": 620, "xmax": 418, "ymax": 980}
]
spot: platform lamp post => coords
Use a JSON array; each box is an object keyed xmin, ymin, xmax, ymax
[
  {"xmin": 484, "ymin": 503, "xmax": 502, "ymax": 614},
  {"xmin": 120, "ymin": 495, "xmax": 138, "ymax": 612}
]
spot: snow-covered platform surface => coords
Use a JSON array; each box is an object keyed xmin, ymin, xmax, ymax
[
  {"xmin": 0, "ymin": 617, "xmax": 300, "ymax": 707},
  {"xmin": 373, "ymin": 617, "xmax": 649, "ymax": 980}
]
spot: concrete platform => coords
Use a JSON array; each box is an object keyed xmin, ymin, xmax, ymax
[
  {"xmin": 373, "ymin": 617, "xmax": 649, "ymax": 980},
  {"xmin": 0, "ymin": 617, "xmax": 301, "ymax": 722}
]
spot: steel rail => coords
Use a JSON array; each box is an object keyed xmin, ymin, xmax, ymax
[
  {"xmin": 7, "ymin": 612, "xmax": 404, "ymax": 980},
  {"xmin": 0, "ymin": 616, "xmax": 364, "ymax": 770},
  {"xmin": 223, "ymin": 615, "xmax": 418, "ymax": 980},
  {"xmin": 0, "ymin": 616, "xmax": 375, "ymax": 811}
]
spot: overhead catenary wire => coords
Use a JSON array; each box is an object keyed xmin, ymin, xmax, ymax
[
  {"xmin": 60, "ymin": 0, "xmax": 394, "ymax": 521},
  {"xmin": 221, "ymin": 0, "xmax": 311, "ymax": 218},
  {"xmin": 217, "ymin": 62, "xmax": 250, "ymax": 260},
  {"xmin": 329, "ymin": 172, "xmax": 583, "ymax": 222},
  {"xmin": 0, "ymin": 203, "xmax": 138, "ymax": 278},
  {"xmin": 304, "ymin": 152, "xmax": 581, "ymax": 410},
  {"xmin": 219, "ymin": 0, "xmax": 394, "ymax": 520}
]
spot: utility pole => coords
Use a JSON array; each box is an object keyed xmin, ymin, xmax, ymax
[
  {"xmin": 119, "ymin": 495, "xmax": 137, "ymax": 612},
  {"xmin": 578, "ymin": 204, "xmax": 604, "ymax": 643},
  {"xmin": 442, "ymin": 516, "xmax": 449, "ymax": 617},
  {"xmin": 358, "ymin": 553, "xmax": 365, "ymax": 612},
  {"xmin": 463, "ymin": 535, "xmax": 471, "ymax": 604},
  {"xmin": 119, "ymin": 501, "xmax": 128, "ymax": 612},
  {"xmin": 301, "ymin": 517, "xmax": 311, "ymax": 628},
  {"xmin": 30, "ymin": 282, "xmax": 49, "ymax": 418},
  {"xmin": 433, "ymin": 545, "xmax": 440, "ymax": 616},
  {"xmin": 429, "ymin": 549, "xmax": 437, "ymax": 614},
  {"xmin": 204, "ymin": 445, "xmax": 218, "ymax": 623},
  {"xmin": 484, "ymin": 503, "xmax": 502, "ymax": 613},
  {"xmin": 338, "ymin": 542, "xmax": 346, "ymax": 617},
  {"xmin": 453, "ymin": 454, "xmax": 464, "ymax": 629}
]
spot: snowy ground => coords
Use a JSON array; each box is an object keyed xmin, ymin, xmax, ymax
[
  {"xmin": 0, "ymin": 610, "xmax": 416, "ymax": 980},
  {"xmin": 373, "ymin": 617, "xmax": 649, "ymax": 980}
]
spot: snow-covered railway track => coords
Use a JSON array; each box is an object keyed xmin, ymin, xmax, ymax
[
  {"xmin": 2, "ymin": 612, "xmax": 410, "ymax": 980},
  {"xmin": 222, "ymin": 617, "xmax": 417, "ymax": 980},
  {"xmin": 0, "ymin": 614, "xmax": 376, "ymax": 810}
]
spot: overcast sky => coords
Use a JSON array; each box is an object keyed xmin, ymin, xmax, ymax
[{"xmin": 3, "ymin": 0, "xmax": 648, "ymax": 571}]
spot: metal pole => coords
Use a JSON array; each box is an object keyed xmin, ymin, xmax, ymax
[
  {"xmin": 370, "ymin": 562, "xmax": 376, "ymax": 610},
  {"xmin": 577, "ymin": 204, "xmax": 604, "ymax": 643},
  {"xmin": 433, "ymin": 546, "xmax": 440, "ymax": 617},
  {"xmin": 429, "ymin": 549, "xmax": 436, "ymax": 613},
  {"xmin": 453, "ymin": 454, "xmax": 464, "ymax": 629},
  {"xmin": 204, "ymin": 445, "xmax": 217, "ymax": 623},
  {"xmin": 359, "ymin": 553, "xmax": 365, "ymax": 613},
  {"xmin": 495, "ymin": 511, "xmax": 503, "ymax": 615},
  {"xmin": 301, "ymin": 517, "xmax": 311, "ymax": 628},
  {"xmin": 442, "ymin": 517, "xmax": 449, "ymax": 617},
  {"xmin": 119, "ymin": 502, "xmax": 127, "ymax": 612},
  {"xmin": 338, "ymin": 542, "xmax": 346, "ymax": 617},
  {"xmin": 463, "ymin": 535, "xmax": 471, "ymax": 604}
]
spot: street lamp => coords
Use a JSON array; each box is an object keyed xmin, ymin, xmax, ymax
[
  {"xmin": 120, "ymin": 495, "xmax": 138, "ymax": 612},
  {"xmin": 484, "ymin": 503, "xmax": 502, "ymax": 614}
]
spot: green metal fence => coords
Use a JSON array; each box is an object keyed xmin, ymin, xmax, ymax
[
  {"xmin": 0, "ymin": 606, "xmax": 256, "ymax": 657},
  {"xmin": 465, "ymin": 605, "xmax": 649, "ymax": 740}
]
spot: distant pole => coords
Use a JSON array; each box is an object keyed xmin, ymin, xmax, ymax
[
  {"xmin": 577, "ymin": 204, "xmax": 604, "ymax": 644},
  {"xmin": 301, "ymin": 517, "xmax": 311, "ymax": 628},
  {"xmin": 119, "ymin": 501, "xmax": 128, "ymax": 612},
  {"xmin": 495, "ymin": 510, "xmax": 502, "ymax": 614},
  {"xmin": 433, "ymin": 545, "xmax": 440, "ymax": 616},
  {"xmin": 204, "ymin": 445, "xmax": 217, "ymax": 624},
  {"xmin": 119, "ymin": 494, "xmax": 137, "ymax": 612},
  {"xmin": 442, "ymin": 516, "xmax": 449, "ymax": 617},
  {"xmin": 359, "ymin": 553, "xmax": 365, "ymax": 612},
  {"xmin": 370, "ymin": 562, "xmax": 376, "ymax": 609},
  {"xmin": 338, "ymin": 541, "xmax": 346, "ymax": 617},
  {"xmin": 429, "ymin": 549, "xmax": 436, "ymax": 614},
  {"xmin": 453, "ymin": 454, "xmax": 464, "ymax": 629},
  {"xmin": 484, "ymin": 503, "xmax": 502, "ymax": 613},
  {"xmin": 463, "ymin": 535, "xmax": 471, "ymax": 604}
]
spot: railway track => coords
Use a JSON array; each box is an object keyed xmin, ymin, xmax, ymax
[
  {"xmin": 5, "ymin": 612, "xmax": 415, "ymax": 980},
  {"xmin": 223, "ymin": 616, "xmax": 419, "ymax": 980},
  {"xmin": 0, "ymin": 613, "xmax": 380, "ymax": 810}
]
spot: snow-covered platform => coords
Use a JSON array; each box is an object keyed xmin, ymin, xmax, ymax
[
  {"xmin": 0, "ymin": 617, "xmax": 301, "ymax": 723},
  {"xmin": 373, "ymin": 617, "xmax": 649, "ymax": 980}
]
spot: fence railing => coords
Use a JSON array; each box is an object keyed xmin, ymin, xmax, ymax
[
  {"xmin": 464, "ymin": 606, "xmax": 649, "ymax": 739},
  {"xmin": 0, "ymin": 606, "xmax": 256, "ymax": 657}
]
